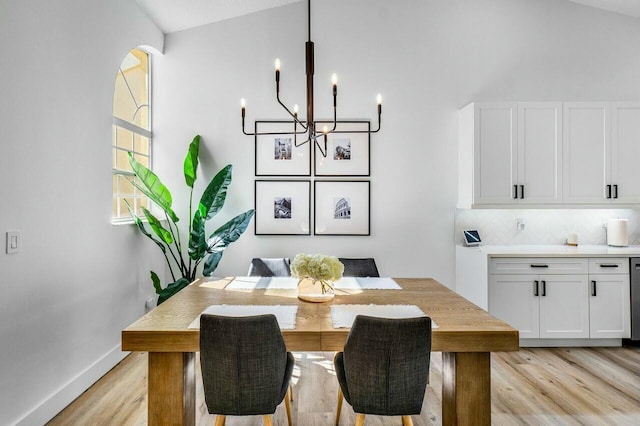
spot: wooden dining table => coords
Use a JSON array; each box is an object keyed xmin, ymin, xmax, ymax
[{"xmin": 121, "ymin": 277, "xmax": 519, "ymax": 425}]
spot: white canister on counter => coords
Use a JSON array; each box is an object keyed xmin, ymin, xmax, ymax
[{"xmin": 607, "ymin": 218, "xmax": 628, "ymax": 247}]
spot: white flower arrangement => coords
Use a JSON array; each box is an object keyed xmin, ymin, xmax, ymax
[{"xmin": 291, "ymin": 253, "xmax": 344, "ymax": 294}]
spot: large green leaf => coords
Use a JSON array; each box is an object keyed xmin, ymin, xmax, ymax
[
  {"xmin": 157, "ymin": 277, "xmax": 191, "ymax": 305},
  {"xmin": 124, "ymin": 200, "xmax": 167, "ymax": 254},
  {"xmin": 209, "ymin": 209, "xmax": 255, "ymax": 246},
  {"xmin": 202, "ymin": 210, "xmax": 254, "ymax": 276},
  {"xmin": 128, "ymin": 153, "xmax": 179, "ymax": 222},
  {"xmin": 142, "ymin": 207, "xmax": 173, "ymax": 244},
  {"xmin": 203, "ymin": 252, "xmax": 224, "ymax": 276},
  {"xmin": 150, "ymin": 271, "xmax": 162, "ymax": 294},
  {"xmin": 183, "ymin": 135, "xmax": 200, "ymax": 188},
  {"xmin": 188, "ymin": 209, "xmax": 207, "ymax": 260},
  {"xmin": 197, "ymin": 165, "xmax": 232, "ymax": 220}
]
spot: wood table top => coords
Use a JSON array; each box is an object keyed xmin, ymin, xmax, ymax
[{"xmin": 122, "ymin": 277, "xmax": 519, "ymax": 353}]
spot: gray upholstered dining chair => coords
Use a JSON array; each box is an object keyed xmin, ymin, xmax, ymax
[
  {"xmin": 199, "ymin": 314, "xmax": 295, "ymax": 426},
  {"xmin": 333, "ymin": 315, "xmax": 432, "ymax": 426},
  {"xmin": 338, "ymin": 258, "xmax": 380, "ymax": 277},
  {"xmin": 248, "ymin": 257, "xmax": 292, "ymax": 277}
]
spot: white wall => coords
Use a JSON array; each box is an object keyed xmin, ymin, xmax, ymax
[
  {"xmin": 153, "ymin": 0, "xmax": 640, "ymax": 284},
  {"xmin": 0, "ymin": 1, "xmax": 163, "ymax": 424},
  {"xmin": 1, "ymin": 0, "xmax": 638, "ymax": 422}
]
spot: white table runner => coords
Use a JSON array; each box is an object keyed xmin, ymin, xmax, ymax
[
  {"xmin": 330, "ymin": 304, "xmax": 438, "ymax": 328},
  {"xmin": 189, "ymin": 305, "xmax": 298, "ymax": 329},
  {"xmin": 225, "ymin": 277, "xmax": 299, "ymax": 290},
  {"xmin": 334, "ymin": 277, "xmax": 401, "ymax": 290},
  {"xmin": 224, "ymin": 276, "xmax": 401, "ymax": 290}
]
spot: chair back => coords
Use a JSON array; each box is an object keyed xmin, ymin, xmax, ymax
[
  {"xmin": 341, "ymin": 315, "xmax": 431, "ymax": 415},
  {"xmin": 200, "ymin": 314, "xmax": 292, "ymax": 415},
  {"xmin": 338, "ymin": 257, "xmax": 380, "ymax": 277},
  {"xmin": 248, "ymin": 258, "xmax": 291, "ymax": 277}
]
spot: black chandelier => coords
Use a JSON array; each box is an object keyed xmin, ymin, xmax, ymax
[{"xmin": 240, "ymin": 0, "xmax": 382, "ymax": 157}]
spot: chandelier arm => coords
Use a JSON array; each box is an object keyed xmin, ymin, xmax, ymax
[
  {"xmin": 294, "ymin": 133, "xmax": 312, "ymax": 148},
  {"xmin": 313, "ymin": 136, "xmax": 327, "ymax": 157},
  {"xmin": 276, "ymin": 93, "xmax": 309, "ymax": 130}
]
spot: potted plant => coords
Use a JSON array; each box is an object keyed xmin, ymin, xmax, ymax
[{"xmin": 126, "ymin": 135, "xmax": 254, "ymax": 304}]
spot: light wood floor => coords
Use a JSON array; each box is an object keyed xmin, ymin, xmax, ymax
[{"xmin": 47, "ymin": 347, "xmax": 640, "ymax": 425}]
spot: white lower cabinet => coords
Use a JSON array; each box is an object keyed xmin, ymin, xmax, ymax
[
  {"xmin": 489, "ymin": 273, "xmax": 589, "ymax": 339},
  {"xmin": 588, "ymin": 258, "xmax": 631, "ymax": 338},
  {"xmin": 488, "ymin": 257, "xmax": 631, "ymax": 344}
]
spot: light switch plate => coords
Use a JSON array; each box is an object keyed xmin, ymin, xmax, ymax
[{"xmin": 6, "ymin": 231, "xmax": 20, "ymax": 254}]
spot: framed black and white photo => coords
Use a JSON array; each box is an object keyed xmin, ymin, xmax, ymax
[
  {"xmin": 255, "ymin": 121, "xmax": 311, "ymax": 176},
  {"xmin": 314, "ymin": 121, "xmax": 370, "ymax": 176},
  {"xmin": 255, "ymin": 180, "xmax": 310, "ymax": 235},
  {"xmin": 314, "ymin": 180, "xmax": 370, "ymax": 235}
]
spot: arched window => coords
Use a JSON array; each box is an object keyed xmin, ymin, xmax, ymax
[{"xmin": 112, "ymin": 48, "xmax": 151, "ymax": 222}]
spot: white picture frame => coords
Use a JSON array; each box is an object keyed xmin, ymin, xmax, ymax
[
  {"xmin": 255, "ymin": 180, "xmax": 311, "ymax": 235},
  {"xmin": 255, "ymin": 121, "xmax": 311, "ymax": 176},
  {"xmin": 314, "ymin": 180, "xmax": 370, "ymax": 235},
  {"xmin": 314, "ymin": 121, "xmax": 370, "ymax": 176}
]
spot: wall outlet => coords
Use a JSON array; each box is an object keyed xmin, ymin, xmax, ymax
[
  {"xmin": 516, "ymin": 218, "xmax": 525, "ymax": 231},
  {"xmin": 6, "ymin": 231, "xmax": 20, "ymax": 254}
]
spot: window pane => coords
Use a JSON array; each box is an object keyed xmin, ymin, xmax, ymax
[
  {"xmin": 113, "ymin": 49, "xmax": 149, "ymax": 131},
  {"xmin": 119, "ymin": 197, "xmax": 134, "ymax": 218},
  {"xmin": 134, "ymin": 134, "xmax": 149, "ymax": 155},
  {"xmin": 118, "ymin": 175, "xmax": 134, "ymax": 196},
  {"xmin": 115, "ymin": 126, "xmax": 133, "ymax": 151},
  {"xmin": 134, "ymin": 153, "xmax": 148, "ymax": 169},
  {"xmin": 116, "ymin": 148, "xmax": 131, "ymax": 172}
]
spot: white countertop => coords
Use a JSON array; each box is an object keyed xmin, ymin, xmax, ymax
[{"xmin": 458, "ymin": 244, "xmax": 640, "ymax": 257}]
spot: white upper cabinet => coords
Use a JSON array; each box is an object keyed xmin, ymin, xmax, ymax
[
  {"xmin": 562, "ymin": 102, "xmax": 610, "ymax": 204},
  {"xmin": 518, "ymin": 103, "xmax": 563, "ymax": 204},
  {"xmin": 460, "ymin": 101, "xmax": 640, "ymax": 207},
  {"xmin": 458, "ymin": 102, "xmax": 561, "ymax": 207},
  {"xmin": 468, "ymin": 103, "xmax": 517, "ymax": 205},
  {"xmin": 611, "ymin": 103, "xmax": 640, "ymax": 203}
]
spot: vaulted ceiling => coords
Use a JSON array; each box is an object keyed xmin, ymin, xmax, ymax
[{"xmin": 134, "ymin": 0, "xmax": 640, "ymax": 34}]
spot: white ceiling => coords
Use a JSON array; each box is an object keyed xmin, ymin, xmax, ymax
[
  {"xmin": 134, "ymin": 0, "xmax": 302, "ymax": 33},
  {"xmin": 568, "ymin": 0, "xmax": 640, "ymax": 18},
  {"xmin": 135, "ymin": 0, "xmax": 640, "ymax": 34}
]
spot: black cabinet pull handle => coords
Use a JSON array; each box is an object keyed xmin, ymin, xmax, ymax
[
  {"xmin": 606, "ymin": 184, "xmax": 612, "ymax": 199},
  {"xmin": 599, "ymin": 264, "xmax": 619, "ymax": 268},
  {"xmin": 530, "ymin": 264, "xmax": 549, "ymax": 268},
  {"xmin": 534, "ymin": 280, "xmax": 539, "ymax": 296},
  {"xmin": 513, "ymin": 185, "xmax": 518, "ymax": 199},
  {"xmin": 591, "ymin": 280, "xmax": 597, "ymax": 297},
  {"xmin": 541, "ymin": 280, "xmax": 546, "ymax": 296},
  {"xmin": 613, "ymin": 184, "xmax": 618, "ymax": 199},
  {"xmin": 520, "ymin": 185, "xmax": 524, "ymax": 199}
]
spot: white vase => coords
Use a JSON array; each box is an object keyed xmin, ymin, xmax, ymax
[{"xmin": 297, "ymin": 278, "xmax": 335, "ymax": 302}]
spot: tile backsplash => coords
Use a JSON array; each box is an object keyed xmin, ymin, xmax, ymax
[{"xmin": 454, "ymin": 209, "xmax": 640, "ymax": 246}]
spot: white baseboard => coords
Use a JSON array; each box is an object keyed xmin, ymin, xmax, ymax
[
  {"xmin": 520, "ymin": 338, "xmax": 622, "ymax": 347},
  {"xmin": 13, "ymin": 345, "xmax": 129, "ymax": 426}
]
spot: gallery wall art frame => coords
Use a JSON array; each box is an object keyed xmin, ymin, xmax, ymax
[
  {"xmin": 255, "ymin": 121, "xmax": 311, "ymax": 176},
  {"xmin": 313, "ymin": 120, "xmax": 370, "ymax": 176},
  {"xmin": 314, "ymin": 180, "xmax": 370, "ymax": 236},
  {"xmin": 254, "ymin": 179, "xmax": 311, "ymax": 235}
]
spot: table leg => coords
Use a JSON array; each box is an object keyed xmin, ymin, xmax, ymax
[
  {"xmin": 441, "ymin": 352, "xmax": 490, "ymax": 426},
  {"xmin": 148, "ymin": 352, "xmax": 196, "ymax": 425}
]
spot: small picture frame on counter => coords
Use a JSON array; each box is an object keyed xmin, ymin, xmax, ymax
[{"xmin": 463, "ymin": 230, "xmax": 482, "ymax": 246}]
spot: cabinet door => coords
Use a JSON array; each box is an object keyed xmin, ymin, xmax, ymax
[
  {"xmin": 562, "ymin": 103, "xmax": 610, "ymax": 204},
  {"xmin": 611, "ymin": 103, "xmax": 640, "ymax": 204},
  {"xmin": 489, "ymin": 274, "xmax": 539, "ymax": 339},
  {"xmin": 589, "ymin": 274, "xmax": 631, "ymax": 338},
  {"xmin": 539, "ymin": 275, "xmax": 589, "ymax": 338},
  {"xmin": 518, "ymin": 103, "xmax": 562, "ymax": 204},
  {"xmin": 474, "ymin": 103, "xmax": 517, "ymax": 204}
]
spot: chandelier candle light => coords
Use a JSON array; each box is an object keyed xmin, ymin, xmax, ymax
[{"xmin": 240, "ymin": 0, "xmax": 382, "ymax": 157}]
